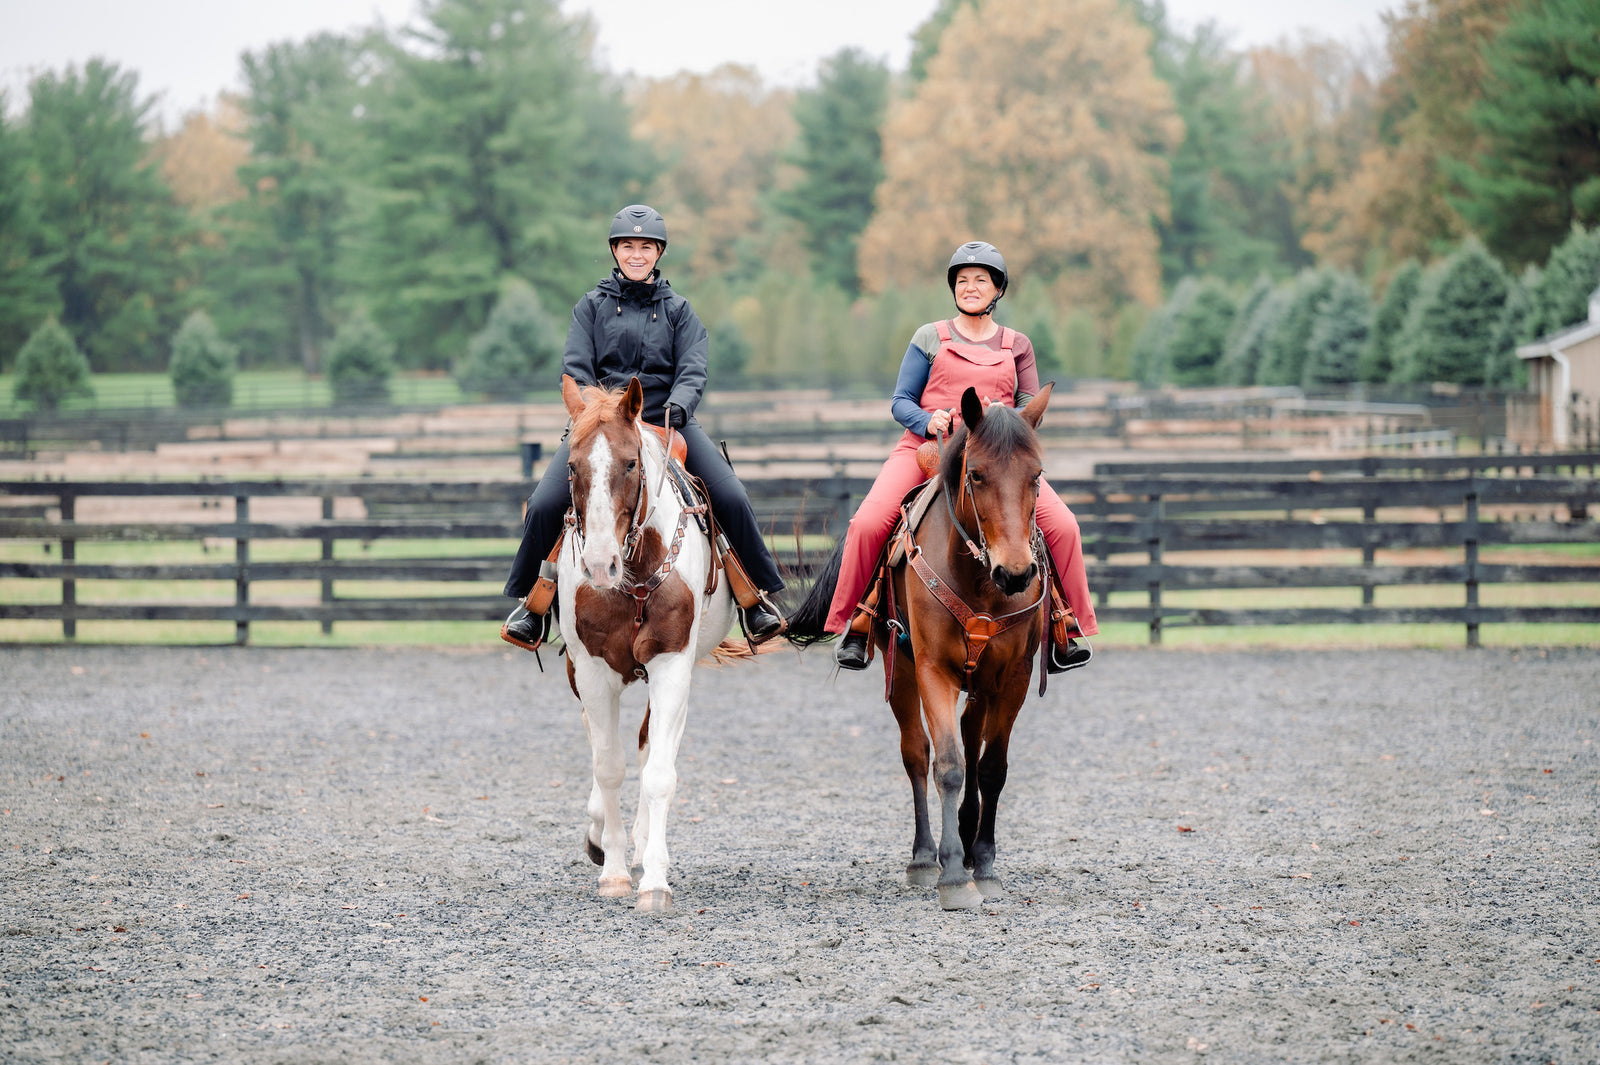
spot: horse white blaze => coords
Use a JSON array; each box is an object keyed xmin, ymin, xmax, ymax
[{"xmin": 580, "ymin": 433, "xmax": 625, "ymax": 588}]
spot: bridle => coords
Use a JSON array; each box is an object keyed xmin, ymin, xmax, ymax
[
  {"xmin": 899, "ymin": 423, "xmax": 1047, "ymax": 689},
  {"xmin": 566, "ymin": 414, "xmax": 703, "ymax": 672}
]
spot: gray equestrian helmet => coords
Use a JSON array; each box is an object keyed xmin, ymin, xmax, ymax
[
  {"xmin": 946, "ymin": 241, "xmax": 1008, "ymax": 294},
  {"xmin": 609, "ymin": 204, "xmax": 668, "ymax": 248}
]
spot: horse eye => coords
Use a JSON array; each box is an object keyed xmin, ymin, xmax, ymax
[
  {"xmin": 969, "ymin": 471, "xmax": 984, "ymax": 484},
  {"xmin": 626, "ymin": 459, "xmax": 637, "ymax": 472}
]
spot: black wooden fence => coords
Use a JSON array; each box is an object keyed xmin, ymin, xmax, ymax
[{"xmin": 2, "ymin": 452, "xmax": 1597, "ymax": 646}]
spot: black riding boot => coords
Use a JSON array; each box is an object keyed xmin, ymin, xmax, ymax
[
  {"xmin": 1047, "ymin": 637, "xmax": 1091, "ymax": 673},
  {"xmin": 834, "ymin": 631, "xmax": 871, "ymax": 670}
]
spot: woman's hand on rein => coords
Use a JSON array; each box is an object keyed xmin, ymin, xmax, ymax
[{"xmin": 926, "ymin": 408, "xmax": 954, "ymax": 437}]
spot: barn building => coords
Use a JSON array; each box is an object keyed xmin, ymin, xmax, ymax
[{"xmin": 1514, "ymin": 284, "xmax": 1600, "ymax": 449}]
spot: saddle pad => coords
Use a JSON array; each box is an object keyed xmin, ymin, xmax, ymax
[
  {"xmin": 886, "ymin": 477, "xmax": 942, "ymax": 568},
  {"xmin": 643, "ymin": 422, "xmax": 689, "ymax": 466}
]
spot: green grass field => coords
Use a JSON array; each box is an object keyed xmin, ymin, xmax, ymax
[{"xmin": 0, "ymin": 369, "xmax": 548, "ymax": 413}]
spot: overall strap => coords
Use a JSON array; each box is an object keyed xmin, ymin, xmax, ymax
[
  {"xmin": 935, "ymin": 319, "xmax": 952, "ymax": 343},
  {"xmin": 999, "ymin": 326, "xmax": 1015, "ymax": 352}
]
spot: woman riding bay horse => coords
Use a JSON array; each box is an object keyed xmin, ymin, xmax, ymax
[
  {"xmin": 826, "ymin": 241, "xmax": 1097, "ymax": 672},
  {"xmin": 501, "ymin": 205, "xmax": 785, "ymax": 647}
]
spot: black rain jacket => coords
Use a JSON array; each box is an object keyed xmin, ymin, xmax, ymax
[{"xmin": 561, "ymin": 269, "xmax": 708, "ymax": 422}]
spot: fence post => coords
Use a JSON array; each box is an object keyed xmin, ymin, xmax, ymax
[
  {"xmin": 1093, "ymin": 485, "xmax": 1110, "ymax": 610},
  {"xmin": 59, "ymin": 491, "xmax": 76, "ymax": 639},
  {"xmin": 1147, "ymin": 493, "xmax": 1163, "ymax": 646},
  {"xmin": 235, "ymin": 495, "xmax": 250, "ymax": 646},
  {"xmin": 1463, "ymin": 482, "xmax": 1480, "ymax": 649},
  {"xmin": 321, "ymin": 495, "xmax": 335, "ymax": 636}
]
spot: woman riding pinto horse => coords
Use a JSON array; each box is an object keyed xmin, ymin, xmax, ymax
[
  {"xmin": 501, "ymin": 205, "xmax": 785, "ymax": 647},
  {"xmin": 820, "ymin": 241, "xmax": 1097, "ymax": 670}
]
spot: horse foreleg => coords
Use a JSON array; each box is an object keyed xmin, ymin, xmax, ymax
[
  {"xmin": 888, "ymin": 659, "xmax": 938, "ymax": 887},
  {"xmin": 972, "ymin": 681, "xmax": 1026, "ymax": 900},
  {"xmin": 630, "ymin": 702, "xmax": 651, "ymax": 880},
  {"xmin": 917, "ymin": 663, "xmax": 982, "ymax": 911},
  {"xmin": 579, "ymin": 685, "xmax": 632, "ymax": 899},
  {"xmin": 957, "ymin": 693, "xmax": 986, "ymax": 871},
  {"xmin": 636, "ymin": 653, "xmax": 693, "ymax": 912}
]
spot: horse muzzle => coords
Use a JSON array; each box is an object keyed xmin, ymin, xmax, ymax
[{"xmin": 991, "ymin": 561, "xmax": 1037, "ymax": 597}]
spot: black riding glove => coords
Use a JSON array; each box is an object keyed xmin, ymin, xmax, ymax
[{"xmin": 666, "ymin": 404, "xmax": 688, "ymax": 429}]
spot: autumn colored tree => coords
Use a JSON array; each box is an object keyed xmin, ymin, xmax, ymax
[
  {"xmin": 1454, "ymin": 0, "xmax": 1600, "ymax": 266},
  {"xmin": 1248, "ymin": 37, "xmax": 1379, "ymax": 269},
  {"xmin": 156, "ymin": 97, "xmax": 249, "ymax": 212},
  {"xmin": 908, "ymin": 0, "xmax": 978, "ymax": 81},
  {"xmin": 1308, "ymin": 0, "xmax": 1514, "ymax": 271},
  {"xmin": 632, "ymin": 65, "xmax": 794, "ymax": 285},
  {"xmin": 23, "ymin": 60, "xmax": 190, "ymax": 371},
  {"xmin": 776, "ymin": 50, "xmax": 888, "ymax": 296},
  {"xmin": 858, "ymin": 0, "xmax": 1182, "ymax": 316},
  {"xmin": 1359, "ymin": 259, "xmax": 1422, "ymax": 382}
]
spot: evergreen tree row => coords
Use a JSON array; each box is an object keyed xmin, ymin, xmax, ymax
[{"xmin": 1133, "ymin": 226, "xmax": 1600, "ymax": 392}]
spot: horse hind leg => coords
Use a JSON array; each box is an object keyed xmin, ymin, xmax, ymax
[{"xmin": 889, "ymin": 662, "xmax": 939, "ymax": 887}]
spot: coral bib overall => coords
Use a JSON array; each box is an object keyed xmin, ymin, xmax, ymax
[{"xmin": 825, "ymin": 321, "xmax": 1098, "ymax": 635}]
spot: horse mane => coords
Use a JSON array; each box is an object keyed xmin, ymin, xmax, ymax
[
  {"xmin": 568, "ymin": 383, "xmax": 631, "ymax": 447},
  {"xmin": 939, "ymin": 403, "xmax": 1040, "ymax": 494}
]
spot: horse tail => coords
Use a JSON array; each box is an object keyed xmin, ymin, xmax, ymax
[{"xmin": 783, "ymin": 536, "xmax": 846, "ymax": 646}]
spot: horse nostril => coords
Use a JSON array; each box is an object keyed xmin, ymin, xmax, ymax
[{"xmin": 1026, "ymin": 563, "xmax": 1038, "ymax": 584}]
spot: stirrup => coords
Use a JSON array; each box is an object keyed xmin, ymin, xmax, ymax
[
  {"xmin": 500, "ymin": 604, "xmax": 549, "ymax": 653},
  {"xmin": 1047, "ymin": 636, "xmax": 1091, "ymax": 674}
]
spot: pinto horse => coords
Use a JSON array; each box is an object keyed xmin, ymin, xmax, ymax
[
  {"xmin": 789, "ymin": 384, "xmax": 1055, "ymax": 910},
  {"xmin": 555, "ymin": 374, "xmax": 737, "ymax": 912}
]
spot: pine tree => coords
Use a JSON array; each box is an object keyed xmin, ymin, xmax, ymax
[
  {"xmin": 350, "ymin": 0, "xmax": 642, "ymax": 368},
  {"xmin": 1061, "ymin": 310, "xmax": 1105, "ymax": 379},
  {"xmin": 1026, "ymin": 313, "xmax": 1062, "ymax": 377},
  {"xmin": 13, "ymin": 319, "xmax": 94, "ymax": 410},
  {"xmin": 1303, "ymin": 272, "xmax": 1372, "ymax": 388},
  {"xmin": 23, "ymin": 60, "xmax": 190, "ymax": 371},
  {"xmin": 208, "ymin": 35, "xmax": 361, "ymax": 372},
  {"xmin": 1167, "ymin": 277, "xmax": 1237, "ymax": 386},
  {"xmin": 1485, "ymin": 267, "xmax": 1532, "ymax": 388},
  {"xmin": 1259, "ymin": 269, "xmax": 1338, "ymax": 387},
  {"xmin": 776, "ymin": 50, "xmax": 888, "ymax": 296},
  {"xmin": 1454, "ymin": 0, "xmax": 1600, "ymax": 266},
  {"xmin": 168, "ymin": 311, "xmax": 237, "ymax": 408},
  {"xmin": 1526, "ymin": 224, "xmax": 1600, "ymax": 336},
  {"xmin": 1359, "ymin": 260, "xmax": 1422, "ymax": 383},
  {"xmin": 0, "ymin": 95, "xmax": 60, "ymax": 368},
  {"xmin": 325, "ymin": 308, "xmax": 395, "ymax": 406},
  {"xmin": 1392, "ymin": 238, "xmax": 1509, "ymax": 385},
  {"xmin": 454, "ymin": 279, "xmax": 560, "ymax": 399},
  {"xmin": 1219, "ymin": 284, "xmax": 1291, "ymax": 386},
  {"xmin": 1131, "ymin": 278, "xmax": 1197, "ymax": 387}
]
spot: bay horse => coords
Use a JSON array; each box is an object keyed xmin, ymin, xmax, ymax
[
  {"xmin": 555, "ymin": 374, "xmax": 738, "ymax": 912},
  {"xmin": 788, "ymin": 384, "xmax": 1055, "ymax": 910}
]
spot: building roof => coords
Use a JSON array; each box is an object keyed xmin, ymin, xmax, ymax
[{"xmin": 1518, "ymin": 282, "xmax": 1600, "ymax": 360}]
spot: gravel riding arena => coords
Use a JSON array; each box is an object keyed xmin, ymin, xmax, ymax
[{"xmin": 2, "ymin": 645, "xmax": 1596, "ymax": 1063}]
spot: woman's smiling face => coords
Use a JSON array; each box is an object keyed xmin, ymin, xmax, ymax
[
  {"xmin": 952, "ymin": 266, "xmax": 998, "ymax": 315},
  {"xmin": 612, "ymin": 238, "xmax": 662, "ymax": 282}
]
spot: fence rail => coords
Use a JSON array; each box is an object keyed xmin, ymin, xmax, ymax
[{"xmin": 3, "ymin": 460, "xmax": 1597, "ymax": 646}]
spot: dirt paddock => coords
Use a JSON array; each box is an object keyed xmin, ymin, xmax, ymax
[{"xmin": 1, "ymin": 644, "xmax": 1596, "ymax": 1063}]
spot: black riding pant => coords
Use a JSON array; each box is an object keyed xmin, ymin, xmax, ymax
[{"xmin": 502, "ymin": 419, "xmax": 784, "ymax": 600}]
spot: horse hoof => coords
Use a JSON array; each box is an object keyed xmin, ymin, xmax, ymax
[
  {"xmin": 976, "ymin": 878, "xmax": 1004, "ymax": 901},
  {"xmin": 585, "ymin": 837, "xmax": 605, "ymax": 866},
  {"xmin": 635, "ymin": 888, "xmax": 673, "ymax": 913},
  {"xmin": 598, "ymin": 875, "xmax": 633, "ymax": 898},
  {"xmin": 906, "ymin": 863, "xmax": 941, "ymax": 888},
  {"xmin": 938, "ymin": 881, "xmax": 984, "ymax": 911}
]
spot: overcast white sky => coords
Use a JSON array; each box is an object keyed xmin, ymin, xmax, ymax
[{"xmin": 0, "ymin": 0, "xmax": 1395, "ymax": 123}]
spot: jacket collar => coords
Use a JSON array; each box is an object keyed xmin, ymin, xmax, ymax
[{"xmin": 599, "ymin": 267, "xmax": 671, "ymax": 305}]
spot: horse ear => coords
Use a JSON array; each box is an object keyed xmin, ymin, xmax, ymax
[
  {"xmin": 960, "ymin": 387, "xmax": 983, "ymax": 433},
  {"xmin": 1020, "ymin": 381, "xmax": 1054, "ymax": 429},
  {"xmin": 622, "ymin": 376, "xmax": 644, "ymax": 423},
  {"xmin": 561, "ymin": 374, "xmax": 585, "ymax": 419}
]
